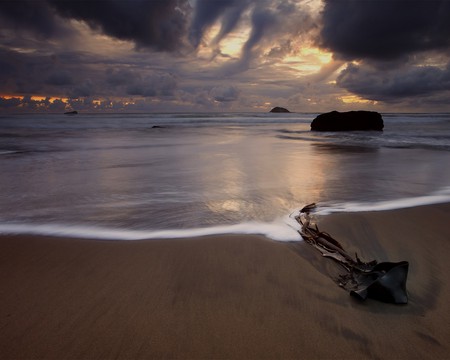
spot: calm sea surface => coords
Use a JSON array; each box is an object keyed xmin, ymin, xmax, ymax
[{"xmin": 1, "ymin": 112, "xmax": 450, "ymax": 240}]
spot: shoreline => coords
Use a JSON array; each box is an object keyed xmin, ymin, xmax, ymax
[
  {"xmin": 1, "ymin": 203, "xmax": 450, "ymax": 359},
  {"xmin": 1, "ymin": 188, "xmax": 450, "ymax": 242}
]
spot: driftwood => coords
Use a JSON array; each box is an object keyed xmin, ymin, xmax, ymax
[{"xmin": 295, "ymin": 203, "xmax": 409, "ymax": 304}]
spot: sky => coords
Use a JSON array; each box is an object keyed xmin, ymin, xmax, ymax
[{"xmin": 1, "ymin": 0, "xmax": 450, "ymax": 113}]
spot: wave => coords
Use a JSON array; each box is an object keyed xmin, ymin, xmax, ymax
[
  {"xmin": 0, "ymin": 150, "xmax": 21, "ymax": 155},
  {"xmin": 1, "ymin": 189, "xmax": 449, "ymax": 242},
  {"xmin": 316, "ymin": 187, "xmax": 450, "ymax": 215},
  {"xmin": 0, "ymin": 215, "xmax": 303, "ymax": 242}
]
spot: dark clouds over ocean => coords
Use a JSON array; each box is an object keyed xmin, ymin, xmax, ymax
[{"xmin": 1, "ymin": 0, "xmax": 450, "ymax": 112}]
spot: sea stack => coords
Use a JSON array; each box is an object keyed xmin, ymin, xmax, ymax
[
  {"xmin": 311, "ymin": 110, "xmax": 383, "ymax": 131},
  {"xmin": 270, "ymin": 106, "xmax": 290, "ymax": 113}
]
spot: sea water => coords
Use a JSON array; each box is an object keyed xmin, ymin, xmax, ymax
[{"xmin": 1, "ymin": 112, "xmax": 450, "ymax": 241}]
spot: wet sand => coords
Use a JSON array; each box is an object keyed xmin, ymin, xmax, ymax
[{"xmin": 1, "ymin": 203, "xmax": 450, "ymax": 359}]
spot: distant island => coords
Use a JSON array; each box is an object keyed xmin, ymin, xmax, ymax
[
  {"xmin": 269, "ymin": 107, "xmax": 290, "ymax": 113},
  {"xmin": 64, "ymin": 110, "xmax": 78, "ymax": 115}
]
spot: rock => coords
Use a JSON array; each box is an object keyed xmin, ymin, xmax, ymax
[
  {"xmin": 64, "ymin": 110, "xmax": 78, "ymax": 115},
  {"xmin": 311, "ymin": 110, "xmax": 384, "ymax": 131},
  {"xmin": 270, "ymin": 106, "xmax": 290, "ymax": 113}
]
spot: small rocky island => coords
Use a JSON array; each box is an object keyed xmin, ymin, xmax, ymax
[
  {"xmin": 311, "ymin": 110, "xmax": 383, "ymax": 131},
  {"xmin": 270, "ymin": 106, "xmax": 290, "ymax": 113}
]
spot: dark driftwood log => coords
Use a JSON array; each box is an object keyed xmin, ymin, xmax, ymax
[{"xmin": 295, "ymin": 204, "xmax": 409, "ymax": 304}]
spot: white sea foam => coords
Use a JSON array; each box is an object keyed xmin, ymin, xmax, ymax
[
  {"xmin": 2, "ymin": 189, "xmax": 449, "ymax": 242},
  {"xmin": 315, "ymin": 187, "xmax": 450, "ymax": 215},
  {"xmin": 0, "ymin": 150, "xmax": 19, "ymax": 155},
  {"xmin": 0, "ymin": 215, "xmax": 303, "ymax": 242}
]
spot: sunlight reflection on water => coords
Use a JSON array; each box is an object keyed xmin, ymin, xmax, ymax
[{"xmin": 1, "ymin": 113, "xmax": 450, "ymax": 233}]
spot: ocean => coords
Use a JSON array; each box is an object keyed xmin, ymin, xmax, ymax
[{"xmin": 1, "ymin": 112, "xmax": 450, "ymax": 241}]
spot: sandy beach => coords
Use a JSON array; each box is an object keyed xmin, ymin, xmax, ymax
[{"xmin": 1, "ymin": 203, "xmax": 450, "ymax": 359}]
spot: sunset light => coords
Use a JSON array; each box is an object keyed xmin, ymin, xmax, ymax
[
  {"xmin": 339, "ymin": 94, "xmax": 377, "ymax": 105},
  {"xmin": 219, "ymin": 30, "xmax": 250, "ymax": 58},
  {"xmin": 2, "ymin": 2, "xmax": 450, "ymax": 358},
  {"xmin": 1, "ymin": 0, "xmax": 449, "ymax": 112},
  {"xmin": 282, "ymin": 47, "xmax": 333, "ymax": 75}
]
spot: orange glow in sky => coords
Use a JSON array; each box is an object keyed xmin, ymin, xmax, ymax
[
  {"xmin": 339, "ymin": 95, "xmax": 378, "ymax": 105},
  {"xmin": 282, "ymin": 47, "xmax": 334, "ymax": 76}
]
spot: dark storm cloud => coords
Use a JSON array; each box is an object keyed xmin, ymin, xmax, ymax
[
  {"xmin": 210, "ymin": 3, "xmax": 250, "ymax": 46},
  {"xmin": 189, "ymin": 0, "xmax": 251, "ymax": 48},
  {"xmin": 105, "ymin": 68, "xmax": 178, "ymax": 98},
  {"xmin": 0, "ymin": 0, "xmax": 190, "ymax": 51},
  {"xmin": 190, "ymin": 0, "xmax": 314, "ymax": 59},
  {"xmin": 241, "ymin": 7, "xmax": 277, "ymax": 59},
  {"xmin": 0, "ymin": 47, "xmax": 82, "ymax": 95},
  {"xmin": 0, "ymin": 37, "xmax": 180, "ymax": 103},
  {"xmin": 1, "ymin": 0, "xmax": 313, "ymax": 57},
  {"xmin": 0, "ymin": 0, "xmax": 70, "ymax": 39},
  {"xmin": 320, "ymin": 0, "xmax": 450, "ymax": 61},
  {"xmin": 48, "ymin": 0, "xmax": 189, "ymax": 51},
  {"xmin": 319, "ymin": 0, "xmax": 450, "ymax": 105},
  {"xmin": 105, "ymin": 69, "xmax": 134, "ymax": 87},
  {"xmin": 126, "ymin": 72, "xmax": 177, "ymax": 97},
  {"xmin": 45, "ymin": 71, "xmax": 74, "ymax": 86},
  {"xmin": 212, "ymin": 1, "xmax": 315, "ymax": 75},
  {"xmin": 0, "ymin": 48, "xmax": 47, "ymax": 94},
  {"xmin": 0, "ymin": 50, "xmax": 18, "ymax": 81},
  {"xmin": 337, "ymin": 62, "xmax": 450, "ymax": 102},
  {"xmin": 68, "ymin": 79, "xmax": 94, "ymax": 98}
]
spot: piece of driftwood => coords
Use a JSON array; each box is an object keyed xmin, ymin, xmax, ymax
[{"xmin": 295, "ymin": 203, "xmax": 409, "ymax": 304}]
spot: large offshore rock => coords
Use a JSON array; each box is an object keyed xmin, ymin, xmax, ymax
[{"xmin": 311, "ymin": 110, "xmax": 384, "ymax": 131}]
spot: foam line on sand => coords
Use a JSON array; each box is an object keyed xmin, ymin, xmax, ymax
[{"xmin": 1, "ymin": 203, "xmax": 449, "ymax": 359}]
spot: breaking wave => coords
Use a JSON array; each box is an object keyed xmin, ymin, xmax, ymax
[{"xmin": 0, "ymin": 215, "xmax": 302, "ymax": 242}]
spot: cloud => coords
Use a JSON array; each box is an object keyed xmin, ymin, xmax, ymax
[
  {"xmin": 189, "ymin": 0, "xmax": 254, "ymax": 48},
  {"xmin": 317, "ymin": 0, "xmax": 450, "ymax": 108},
  {"xmin": 210, "ymin": 85, "xmax": 240, "ymax": 102},
  {"xmin": 320, "ymin": 0, "xmax": 450, "ymax": 61},
  {"xmin": 0, "ymin": 0, "xmax": 190, "ymax": 51},
  {"xmin": 0, "ymin": 97, "xmax": 22, "ymax": 109},
  {"xmin": 126, "ymin": 72, "xmax": 178, "ymax": 97},
  {"xmin": 68, "ymin": 79, "xmax": 94, "ymax": 99},
  {"xmin": 210, "ymin": 3, "xmax": 251, "ymax": 47},
  {"xmin": 241, "ymin": 7, "xmax": 277, "ymax": 59},
  {"xmin": 336, "ymin": 62, "xmax": 450, "ymax": 102},
  {"xmin": 48, "ymin": 0, "xmax": 189, "ymax": 51},
  {"xmin": 1, "ymin": 0, "xmax": 316, "ymax": 69},
  {"xmin": 3, "ymin": 0, "xmax": 450, "ymax": 113},
  {"xmin": 0, "ymin": 47, "xmax": 91, "ymax": 97},
  {"xmin": 212, "ymin": 1, "xmax": 316, "ymax": 75},
  {"xmin": 48, "ymin": 98, "xmax": 69, "ymax": 111},
  {"xmin": 105, "ymin": 69, "xmax": 134, "ymax": 87},
  {"xmin": 46, "ymin": 71, "xmax": 74, "ymax": 86},
  {"xmin": 0, "ymin": 1, "xmax": 71, "ymax": 39}
]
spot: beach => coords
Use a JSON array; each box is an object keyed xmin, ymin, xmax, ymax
[
  {"xmin": 1, "ymin": 202, "xmax": 449, "ymax": 359},
  {"xmin": 2, "ymin": 0, "xmax": 450, "ymax": 356}
]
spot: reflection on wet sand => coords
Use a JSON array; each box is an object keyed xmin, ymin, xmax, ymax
[{"xmin": 198, "ymin": 132, "xmax": 332, "ymax": 219}]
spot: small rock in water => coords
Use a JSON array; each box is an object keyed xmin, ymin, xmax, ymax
[{"xmin": 270, "ymin": 106, "xmax": 290, "ymax": 113}]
